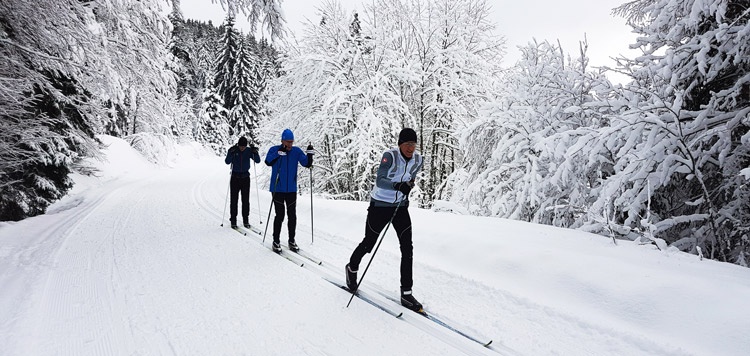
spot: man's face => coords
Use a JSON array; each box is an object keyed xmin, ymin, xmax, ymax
[
  {"xmin": 399, "ymin": 141, "xmax": 416, "ymax": 158},
  {"xmin": 282, "ymin": 140, "xmax": 294, "ymax": 150},
  {"xmin": 239, "ymin": 145, "xmax": 247, "ymax": 151}
]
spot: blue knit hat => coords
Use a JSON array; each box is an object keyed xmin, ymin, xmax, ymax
[{"xmin": 281, "ymin": 129, "xmax": 294, "ymax": 141}]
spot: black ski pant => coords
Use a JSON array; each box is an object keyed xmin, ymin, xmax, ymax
[
  {"xmin": 230, "ymin": 175, "xmax": 250, "ymax": 224},
  {"xmin": 272, "ymin": 192, "xmax": 297, "ymax": 243},
  {"xmin": 349, "ymin": 205, "xmax": 414, "ymax": 290}
]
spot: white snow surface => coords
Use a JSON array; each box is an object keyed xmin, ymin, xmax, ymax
[{"xmin": 1, "ymin": 135, "xmax": 748, "ymax": 356}]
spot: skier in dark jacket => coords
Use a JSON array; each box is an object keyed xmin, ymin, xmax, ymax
[
  {"xmin": 264, "ymin": 129, "xmax": 314, "ymax": 253},
  {"xmin": 345, "ymin": 128, "xmax": 424, "ymax": 312},
  {"xmin": 225, "ymin": 136, "xmax": 261, "ymax": 229}
]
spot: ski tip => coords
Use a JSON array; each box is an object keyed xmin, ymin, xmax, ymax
[
  {"xmin": 317, "ymin": 261, "xmax": 323, "ymax": 265},
  {"xmin": 396, "ymin": 312, "xmax": 404, "ymax": 318},
  {"xmin": 484, "ymin": 340, "xmax": 493, "ymax": 348}
]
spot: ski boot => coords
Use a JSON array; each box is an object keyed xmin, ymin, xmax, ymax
[
  {"xmin": 345, "ymin": 263, "xmax": 358, "ymax": 291},
  {"xmin": 400, "ymin": 288, "xmax": 423, "ymax": 313}
]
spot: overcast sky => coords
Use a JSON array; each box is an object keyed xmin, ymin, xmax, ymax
[{"xmin": 180, "ymin": 0, "xmax": 638, "ymax": 70}]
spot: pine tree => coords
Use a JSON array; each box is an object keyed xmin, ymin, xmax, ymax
[
  {"xmin": 197, "ymin": 85, "xmax": 231, "ymax": 154},
  {"xmin": 214, "ymin": 15, "xmax": 241, "ymax": 130},
  {"xmin": 172, "ymin": 94, "xmax": 198, "ymax": 141},
  {"xmin": 0, "ymin": 72, "xmax": 97, "ymax": 220},
  {"xmin": 169, "ymin": 0, "xmax": 194, "ymax": 99},
  {"xmin": 252, "ymin": 37, "xmax": 280, "ymax": 135},
  {"xmin": 179, "ymin": 19, "xmax": 222, "ymax": 117},
  {"xmin": 230, "ymin": 34, "xmax": 261, "ymax": 145}
]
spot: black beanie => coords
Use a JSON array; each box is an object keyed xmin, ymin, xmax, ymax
[
  {"xmin": 398, "ymin": 128, "xmax": 417, "ymax": 145},
  {"xmin": 238, "ymin": 137, "xmax": 248, "ymax": 146}
]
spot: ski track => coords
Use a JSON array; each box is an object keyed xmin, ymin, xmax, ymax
[
  {"xmin": 205, "ymin": 168, "xmax": 695, "ymax": 356},
  {"xmin": 195, "ymin": 171, "xmax": 496, "ymax": 356},
  {"xmin": 4, "ymin": 178, "xmax": 144, "ymax": 355}
]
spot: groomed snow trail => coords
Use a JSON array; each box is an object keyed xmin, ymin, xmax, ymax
[{"xmin": 0, "ymin": 148, "xmax": 487, "ymax": 355}]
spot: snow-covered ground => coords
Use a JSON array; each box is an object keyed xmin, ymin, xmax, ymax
[{"xmin": 1, "ymin": 136, "xmax": 748, "ymax": 356}]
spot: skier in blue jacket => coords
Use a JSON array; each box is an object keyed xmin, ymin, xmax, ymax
[
  {"xmin": 264, "ymin": 129, "xmax": 314, "ymax": 252},
  {"xmin": 225, "ymin": 136, "xmax": 261, "ymax": 229}
]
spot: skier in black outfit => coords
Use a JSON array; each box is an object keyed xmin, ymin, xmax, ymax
[
  {"xmin": 264, "ymin": 129, "xmax": 314, "ymax": 253},
  {"xmin": 346, "ymin": 128, "xmax": 424, "ymax": 312},
  {"xmin": 225, "ymin": 136, "xmax": 261, "ymax": 229}
]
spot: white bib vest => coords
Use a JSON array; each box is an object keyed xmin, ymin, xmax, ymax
[{"xmin": 371, "ymin": 147, "xmax": 423, "ymax": 204}]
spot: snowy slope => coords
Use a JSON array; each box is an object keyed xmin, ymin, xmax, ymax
[{"xmin": 1, "ymin": 135, "xmax": 748, "ymax": 356}]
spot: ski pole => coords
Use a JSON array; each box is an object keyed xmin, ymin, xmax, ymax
[
  {"xmin": 346, "ymin": 199, "xmax": 404, "ymax": 308},
  {"xmin": 309, "ymin": 164, "xmax": 314, "ymax": 245},
  {"xmin": 253, "ymin": 161, "xmax": 262, "ymax": 224},
  {"xmin": 220, "ymin": 165, "xmax": 232, "ymax": 226},
  {"xmin": 262, "ymin": 164, "xmax": 281, "ymax": 245},
  {"xmin": 262, "ymin": 192, "xmax": 274, "ymax": 244}
]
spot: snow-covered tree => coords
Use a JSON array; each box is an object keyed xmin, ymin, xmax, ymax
[
  {"xmin": 217, "ymin": 0, "xmax": 286, "ymax": 40},
  {"xmin": 448, "ymin": 39, "xmax": 612, "ymax": 227},
  {"xmin": 197, "ymin": 85, "xmax": 231, "ymax": 154},
  {"xmin": 268, "ymin": 3, "xmax": 410, "ymax": 200},
  {"xmin": 252, "ymin": 38, "xmax": 281, "ymax": 130},
  {"xmin": 0, "ymin": 72, "xmax": 97, "ymax": 220},
  {"xmin": 214, "ymin": 16, "xmax": 241, "ymax": 125},
  {"xmin": 583, "ymin": 0, "xmax": 750, "ymax": 265},
  {"xmin": 171, "ymin": 94, "xmax": 198, "ymax": 142},
  {"xmin": 92, "ymin": 0, "xmax": 177, "ymax": 135},
  {"xmin": 391, "ymin": 0, "xmax": 505, "ymax": 204},
  {"xmin": 169, "ymin": 0, "xmax": 195, "ymax": 100},
  {"xmin": 230, "ymin": 34, "xmax": 261, "ymax": 144},
  {"xmin": 0, "ymin": 0, "xmax": 175, "ymax": 220},
  {"xmin": 267, "ymin": 0, "xmax": 504, "ymax": 202},
  {"xmin": 183, "ymin": 18, "xmax": 222, "ymax": 103}
]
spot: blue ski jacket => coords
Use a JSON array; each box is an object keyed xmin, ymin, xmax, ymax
[{"xmin": 264, "ymin": 145, "xmax": 311, "ymax": 192}]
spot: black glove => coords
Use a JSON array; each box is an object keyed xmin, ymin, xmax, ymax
[
  {"xmin": 393, "ymin": 181, "xmax": 413, "ymax": 195},
  {"xmin": 249, "ymin": 145, "xmax": 259, "ymax": 154},
  {"xmin": 305, "ymin": 144, "xmax": 314, "ymax": 167},
  {"xmin": 229, "ymin": 145, "xmax": 238, "ymax": 154}
]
